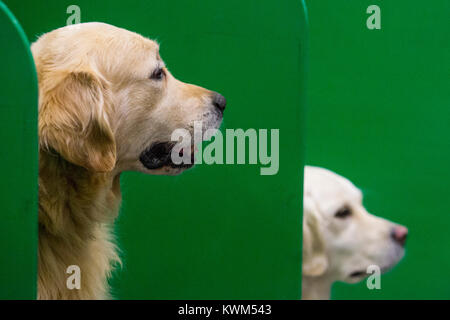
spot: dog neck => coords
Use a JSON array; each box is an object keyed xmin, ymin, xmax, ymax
[
  {"xmin": 302, "ymin": 275, "xmax": 333, "ymax": 300},
  {"xmin": 37, "ymin": 150, "xmax": 122, "ymax": 299}
]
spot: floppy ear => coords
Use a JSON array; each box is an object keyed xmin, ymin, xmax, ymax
[
  {"xmin": 302, "ymin": 195, "xmax": 328, "ymax": 277},
  {"xmin": 39, "ymin": 70, "xmax": 116, "ymax": 172}
]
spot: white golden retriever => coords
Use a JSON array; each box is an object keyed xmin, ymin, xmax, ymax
[
  {"xmin": 302, "ymin": 166, "xmax": 407, "ymax": 299},
  {"xmin": 33, "ymin": 22, "xmax": 225, "ymax": 299}
]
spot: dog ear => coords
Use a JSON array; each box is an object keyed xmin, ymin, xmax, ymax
[
  {"xmin": 302, "ymin": 195, "xmax": 328, "ymax": 277},
  {"xmin": 39, "ymin": 70, "xmax": 116, "ymax": 172}
]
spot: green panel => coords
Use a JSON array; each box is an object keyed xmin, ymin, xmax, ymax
[
  {"xmin": 0, "ymin": 2, "xmax": 38, "ymax": 300},
  {"xmin": 5, "ymin": 0, "xmax": 307, "ymax": 299},
  {"xmin": 305, "ymin": 0, "xmax": 450, "ymax": 299}
]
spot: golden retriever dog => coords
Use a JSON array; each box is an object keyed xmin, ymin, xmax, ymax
[
  {"xmin": 32, "ymin": 22, "xmax": 226, "ymax": 299},
  {"xmin": 302, "ymin": 166, "xmax": 408, "ymax": 299}
]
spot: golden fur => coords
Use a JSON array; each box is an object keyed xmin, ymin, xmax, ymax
[{"xmin": 32, "ymin": 23, "xmax": 224, "ymax": 299}]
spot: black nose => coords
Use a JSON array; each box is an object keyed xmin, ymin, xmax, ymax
[{"xmin": 212, "ymin": 92, "xmax": 226, "ymax": 112}]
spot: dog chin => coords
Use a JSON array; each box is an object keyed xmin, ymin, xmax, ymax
[
  {"xmin": 138, "ymin": 158, "xmax": 195, "ymax": 176},
  {"xmin": 143, "ymin": 165, "xmax": 191, "ymax": 176},
  {"xmin": 345, "ymin": 248, "xmax": 405, "ymax": 283}
]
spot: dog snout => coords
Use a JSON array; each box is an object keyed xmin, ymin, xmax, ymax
[
  {"xmin": 390, "ymin": 225, "xmax": 408, "ymax": 247},
  {"xmin": 211, "ymin": 92, "xmax": 226, "ymax": 113}
]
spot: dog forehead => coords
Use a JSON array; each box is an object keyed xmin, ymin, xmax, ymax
[
  {"xmin": 61, "ymin": 22, "xmax": 157, "ymax": 45},
  {"xmin": 35, "ymin": 22, "xmax": 160, "ymax": 73},
  {"xmin": 82, "ymin": 23, "xmax": 159, "ymax": 57},
  {"xmin": 304, "ymin": 166, "xmax": 362, "ymax": 202}
]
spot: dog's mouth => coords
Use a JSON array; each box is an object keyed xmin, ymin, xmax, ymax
[
  {"xmin": 349, "ymin": 270, "xmax": 367, "ymax": 278},
  {"xmin": 348, "ymin": 264, "xmax": 394, "ymax": 280},
  {"xmin": 139, "ymin": 142, "xmax": 195, "ymax": 170}
]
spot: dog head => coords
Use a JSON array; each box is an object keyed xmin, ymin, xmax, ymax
[
  {"xmin": 302, "ymin": 166, "xmax": 407, "ymax": 283},
  {"xmin": 32, "ymin": 22, "xmax": 225, "ymax": 175}
]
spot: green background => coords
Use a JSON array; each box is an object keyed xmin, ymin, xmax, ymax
[
  {"xmin": 305, "ymin": 0, "xmax": 449, "ymax": 299},
  {"xmin": 2, "ymin": 0, "xmax": 449, "ymax": 300},
  {"xmin": 2, "ymin": 0, "xmax": 306, "ymax": 299},
  {"xmin": 0, "ymin": 2, "xmax": 38, "ymax": 299}
]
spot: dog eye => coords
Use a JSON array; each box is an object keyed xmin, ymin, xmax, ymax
[
  {"xmin": 335, "ymin": 206, "xmax": 352, "ymax": 218},
  {"xmin": 150, "ymin": 68, "xmax": 164, "ymax": 80}
]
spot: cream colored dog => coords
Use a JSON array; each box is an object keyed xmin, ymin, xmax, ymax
[
  {"xmin": 302, "ymin": 166, "xmax": 407, "ymax": 300},
  {"xmin": 32, "ymin": 22, "xmax": 226, "ymax": 299}
]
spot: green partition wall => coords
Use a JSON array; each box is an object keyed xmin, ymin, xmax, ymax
[
  {"xmin": 305, "ymin": 0, "xmax": 450, "ymax": 299},
  {"xmin": 3, "ymin": 0, "xmax": 307, "ymax": 299},
  {"xmin": 0, "ymin": 2, "xmax": 38, "ymax": 300}
]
